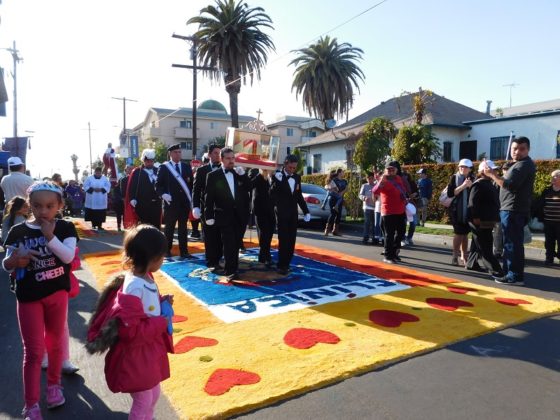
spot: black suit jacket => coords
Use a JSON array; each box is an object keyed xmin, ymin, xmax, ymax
[
  {"xmin": 192, "ymin": 163, "xmax": 214, "ymax": 215},
  {"xmin": 128, "ymin": 166, "xmax": 160, "ymax": 204},
  {"xmin": 251, "ymin": 173, "xmax": 275, "ymax": 218},
  {"xmin": 269, "ymin": 171, "xmax": 309, "ymax": 220},
  {"xmin": 204, "ymin": 169, "xmax": 250, "ymax": 226},
  {"xmin": 156, "ymin": 161, "xmax": 193, "ymax": 210}
]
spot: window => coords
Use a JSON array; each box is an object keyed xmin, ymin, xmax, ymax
[
  {"xmin": 312, "ymin": 154, "xmax": 322, "ymax": 173},
  {"xmin": 443, "ymin": 142, "xmax": 452, "ymax": 162},
  {"xmin": 179, "ymin": 120, "xmax": 192, "ymax": 128},
  {"xmin": 490, "ymin": 136, "xmax": 511, "ymax": 160},
  {"xmin": 310, "ymin": 131, "xmax": 316, "ymax": 138},
  {"xmin": 180, "ymin": 141, "xmax": 193, "ymax": 151},
  {"xmin": 287, "ymin": 128, "xmax": 294, "ymax": 136}
]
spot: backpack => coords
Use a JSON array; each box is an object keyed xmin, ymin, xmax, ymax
[{"xmin": 439, "ymin": 187, "xmax": 453, "ymax": 207}]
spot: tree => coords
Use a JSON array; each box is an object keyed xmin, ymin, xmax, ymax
[
  {"xmin": 392, "ymin": 125, "xmax": 441, "ymax": 164},
  {"xmin": 293, "ymin": 148, "xmax": 305, "ymax": 174},
  {"xmin": 210, "ymin": 135, "xmax": 226, "ymax": 148},
  {"xmin": 353, "ymin": 117, "xmax": 396, "ymax": 173},
  {"xmin": 188, "ymin": 0, "xmax": 275, "ymax": 128},
  {"xmin": 290, "ymin": 35, "xmax": 364, "ymax": 126}
]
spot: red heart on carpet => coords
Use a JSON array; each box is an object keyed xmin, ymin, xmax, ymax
[
  {"xmin": 101, "ymin": 260, "xmax": 121, "ymax": 266},
  {"xmin": 174, "ymin": 336, "xmax": 218, "ymax": 354},
  {"xmin": 495, "ymin": 297, "xmax": 532, "ymax": 306},
  {"xmin": 172, "ymin": 314, "xmax": 188, "ymax": 323},
  {"xmin": 284, "ymin": 328, "xmax": 340, "ymax": 349},
  {"xmin": 447, "ymin": 286, "xmax": 478, "ymax": 294},
  {"xmin": 426, "ymin": 297, "xmax": 474, "ymax": 311},
  {"xmin": 369, "ymin": 309, "xmax": 420, "ymax": 327},
  {"xmin": 204, "ymin": 368, "xmax": 261, "ymax": 396}
]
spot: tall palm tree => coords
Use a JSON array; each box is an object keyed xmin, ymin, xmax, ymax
[
  {"xmin": 188, "ymin": 0, "xmax": 275, "ymax": 128},
  {"xmin": 290, "ymin": 36, "xmax": 365, "ymax": 126}
]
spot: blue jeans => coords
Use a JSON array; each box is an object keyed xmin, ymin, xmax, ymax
[
  {"xmin": 407, "ymin": 213, "xmax": 418, "ymax": 240},
  {"xmin": 374, "ymin": 212, "xmax": 382, "ymax": 240},
  {"xmin": 363, "ymin": 209, "xmax": 375, "ymax": 240},
  {"xmin": 500, "ymin": 210, "xmax": 527, "ymax": 281}
]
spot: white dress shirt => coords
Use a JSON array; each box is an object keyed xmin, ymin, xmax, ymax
[{"xmin": 223, "ymin": 167, "xmax": 235, "ymax": 197}]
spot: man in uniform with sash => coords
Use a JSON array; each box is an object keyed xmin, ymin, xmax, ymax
[
  {"xmin": 156, "ymin": 144, "xmax": 194, "ymax": 259},
  {"xmin": 126, "ymin": 149, "xmax": 161, "ymax": 229}
]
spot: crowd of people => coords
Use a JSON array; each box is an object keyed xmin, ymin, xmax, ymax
[{"xmin": 1, "ymin": 135, "xmax": 558, "ymax": 419}]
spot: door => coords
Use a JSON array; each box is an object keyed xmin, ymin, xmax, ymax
[{"xmin": 459, "ymin": 140, "xmax": 477, "ymax": 161}]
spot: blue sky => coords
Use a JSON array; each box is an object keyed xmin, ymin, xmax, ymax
[{"xmin": 1, "ymin": 0, "xmax": 558, "ymax": 179}]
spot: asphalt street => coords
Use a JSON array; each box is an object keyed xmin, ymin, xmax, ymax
[{"xmin": 1, "ymin": 219, "xmax": 558, "ymax": 420}]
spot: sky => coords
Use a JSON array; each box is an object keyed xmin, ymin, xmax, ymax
[{"xmin": 0, "ymin": 0, "xmax": 559, "ymax": 180}]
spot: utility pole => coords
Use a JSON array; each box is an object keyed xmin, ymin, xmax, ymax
[
  {"xmin": 111, "ymin": 96, "xmax": 137, "ymax": 160},
  {"xmin": 3, "ymin": 41, "xmax": 22, "ymax": 138},
  {"xmin": 502, "ymin": 82, "xmax": 519, "ymax": 108},
  {"xmin": 88, "ymin": 121, "xmax": 93, "ymax": 172},
  {"xmin": 172, "ymin": 34, "xmax": 216, "ymax": 159}
]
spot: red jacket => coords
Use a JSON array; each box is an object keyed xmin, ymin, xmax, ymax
[
  {"xmin": 88, "ymin": 290, "xmax": 173, "ymax": 393},
  {"xmin": 372, "ymin": 175, "xmax": 407, "ymax": 215}
]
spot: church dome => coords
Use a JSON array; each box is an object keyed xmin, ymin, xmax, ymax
[{"xmin": 198, "ymin": 99, "xmax": 227, "ymax": 113}]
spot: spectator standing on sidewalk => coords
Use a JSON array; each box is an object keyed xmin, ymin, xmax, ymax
[
  {"xmin": 416, "ymin": 168, "xmax": 432, "ymax": 226},
  {"xmin": 447, "ymin": 158, "xmax": 474, "ymax": 266},
  {"xmin": 484, "ymin": 136, "xmax": 536, "ymax": 285},
  {"xmin": 400, "ymin": 166, "xmax": 418, "ymax": 246},
  {"xmin": 372, "ymin": 162, "xmax": 407, "ymax": 264},
  {"xmin": 466, "ymin": 160, "xmax": 504, "ymax": 279},
  {"xmin": 0, "ymin": 157, "xmax": 33, "ymax": 207},
  {"xmin": 359, "ymin": 171, "xmax": 377, "ymax": 245},
  {"xmin": 536, "ymin": 169, "xmax": 560, "ymax": 266}
]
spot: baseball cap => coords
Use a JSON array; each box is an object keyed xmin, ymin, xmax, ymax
[
  {"xmin": 478, "ymin": 159, "xmax": 499, "ymax": 172},
  {"xmin": 416, "ymin": 168, "xmax": 427, "ymax": 174},
  {"xmin": 7, "ymin": 156, "xmax": 23, "ymax": 166},
  {"xmin": 385, "ymin": 161, "xmax": 398, "ymax": 169},
  {"xmin": 458, "ymin": 158, "xmax": 473, "ymax": 168}
]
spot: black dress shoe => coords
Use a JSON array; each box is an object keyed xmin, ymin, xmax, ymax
[
  {"xmin": 277, "ymin": 267, "xmax": 290, "ymax": 275},
  {"xmin": 179, "ymin": 254, "xmax": 196, "ymax": 261}
]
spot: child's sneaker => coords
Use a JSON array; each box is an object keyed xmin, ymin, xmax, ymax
[
  {"xmin": 22, "ymin": 403, "xmax": 43, "ymax": 420},
  {"xmin": 61, "ymin": 360, "xmax": 80, "ymax": 375},
  {"xmin": 46, "ymin": 384, "xmax": 65, "ymax": 409}
]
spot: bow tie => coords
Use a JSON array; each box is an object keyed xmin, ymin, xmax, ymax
[
  {"xmin": 285, "ymin": 174, "xmax": 293, "ymax": 179},
  {"xmin": 224, "ymin": 168, "xmax": 231, "ymax": 174},
  {"xmin": 211, "ymin": 164, "xmax": 221, "ymax": 169}
]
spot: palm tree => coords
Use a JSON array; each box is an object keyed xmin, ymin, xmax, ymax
[
  {"xmin": 290, "ymin": 35, "xmax": 365, "ymax": 126},
  {"xmin": 187, "ymin": 0, "xmax": 275, "ymax": 128}
]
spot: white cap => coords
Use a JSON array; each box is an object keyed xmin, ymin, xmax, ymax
[
  {"xmin": 458, "ymin": 158, "xmax": 473, "ymax": 168},
  {"xmin": 141, "ymin": 149, "xmax": 156, "ymax": 160},
  {"xmin": 478, "ymin": 159, "xmax": 499, "ymax": 172},
  {"xmin": 7, "ymin": 156, "xmax": 23, "ymax": 166}
]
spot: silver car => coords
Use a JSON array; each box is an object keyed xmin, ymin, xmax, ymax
[{"xmin": 298, "ymin": 183, "xmax": 346, "ymax": 222}]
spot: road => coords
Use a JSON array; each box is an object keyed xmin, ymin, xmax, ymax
[{"xmin": 1, "ymin": 219, "xmax": 558, "ymax": 419}]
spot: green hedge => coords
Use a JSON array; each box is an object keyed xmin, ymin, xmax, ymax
[{"xmin": 302, "ymin": 159, "xmax": 560, "ymax": 222}]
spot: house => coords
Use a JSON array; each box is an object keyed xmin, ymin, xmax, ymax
[
  {"xmin": 296, "ymin": 91, "xmax": 491, "ymax": 173},
  {"xmin": 136, "ymin": 99, "xmax": 254, "ymax": 160},
  {"xmin": 467, "ymin": 98, "xmax": 560, "ymax": 160},
  {"xmin": 266, "ymin": 115, "xmax": 325, "ymax": 164},
  {"xmin": 297, "ymin": 92, "xmax": 560, "ymax": 173}
]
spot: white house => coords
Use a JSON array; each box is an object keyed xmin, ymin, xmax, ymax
[{"xmin": 297, "ymin": 93, "xmax": 560, "ymax": 173}]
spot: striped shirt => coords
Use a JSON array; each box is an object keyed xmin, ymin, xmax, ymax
[{"xmin": 542, "ymin": 186, "xmax": 560, "ymax": 223}]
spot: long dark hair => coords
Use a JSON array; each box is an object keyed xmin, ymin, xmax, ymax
[
  {"xmin": 122, "ymin": 224, "xmax": 167, "ymax": 274},
  {"xmin": 3, "ymin": 196, "xmax": 27, "ymax": 227}
]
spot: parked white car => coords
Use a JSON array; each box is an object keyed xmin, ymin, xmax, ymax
[{"xmin": 298, "ymin": 183, "xmax": 347, "ymax": 222}]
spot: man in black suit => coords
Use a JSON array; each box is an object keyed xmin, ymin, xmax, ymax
[
  {"xmin": 204, "ymin": 148, "xmax": 250, "ymax": 281},
  {"xmin": 270, "ymin": 154, "xmax": 311, "ymax": 275},
  {"xmin": 156, "ymin": 143, "xmax": 194, "ymax": 259},
  {"xmin": 192, "ymin": 144, "xmax": 223, "ymax": 269},
  {"xmin": 251, "ymin": 169, "xmax": 276, "ymax": 266},
  {"xmin": 127, "ymin": 149, "xmax": 162, "ymax": 228}
]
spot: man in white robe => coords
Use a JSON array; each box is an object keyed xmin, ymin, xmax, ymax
[{"xmin": 83, "ymin": 167, "xmax": 111, "ymax": 230}]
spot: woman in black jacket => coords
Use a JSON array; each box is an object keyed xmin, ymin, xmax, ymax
[{"xmin": 466, "ymin": 160, "xmax": 504, "ymax": 279}]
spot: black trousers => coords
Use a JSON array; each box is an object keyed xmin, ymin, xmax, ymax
[
  {"xmin": 256, "ymin": 213, "xmax": 275, "ymax": 263},
  {"xmin": 277, "ymin": 215, "xmax": 298, "ymax": 269},
  {"xmin": 544, "ymin": 221, "xmax": 560, "ymax": 261},
  {"xmin": 220, "ymin": 222, "xmax": 242, "ymax": 275},
  {"xmin": 381, "ymin": 213, "xmax": 406, "ymax": 259},
  {"xmin": 467, "ymin": 224, "xmax": 503, "ymax": 275},
  {"xmin": 163, "ymin": 205, "xmax": 188, "ymax": 255},
  {"xmin": 202, "ymin": 222, "xmax": 223, "ymax": 267},
  {"xmin": 136, "ymin": 201, "xmax": 161, "ymax": 229}
]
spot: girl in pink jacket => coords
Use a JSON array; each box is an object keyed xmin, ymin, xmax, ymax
[{"xmin": 86, "ymin": 225, "xmax": 174, "ymax": 419}]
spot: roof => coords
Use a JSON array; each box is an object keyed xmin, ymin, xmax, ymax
[
  {"xmin": 198, "ymin": 99, "xmax": 227, "ymax": 113},
  {"xmin": 298, "ymin": 92, "xmax": 491, "ymax": 148},
  {"xmin": 465, "ymin": 109, "xmax": 560, "ymax": 125},
  {"xmin": 150, "ymin": 107, "xmax": 254, "ymax": 121},
  {"xmin": 267, "ymin": 115, "xmax": 324, "ymax": 130},
  {"xmin": 491, "ymin": 98, "xmax": 560, "ymax": 117}
]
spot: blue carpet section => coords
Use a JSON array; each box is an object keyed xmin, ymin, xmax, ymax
[{"xmin": 160, "ymin": 248, "xmax": 392, "ymax": 306}]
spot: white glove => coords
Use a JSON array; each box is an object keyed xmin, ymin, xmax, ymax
[
  {"xmin": 161, "ymin": 193, "xmax": 172, "ymax": 204},
  {"xmin": 234, "ymin": 166, "xmax": 245, "ymax": 176},
  {"xmin": 275, "ymin": 172, "xmax": 283, "ymax": 181},
  {"xmin": 205, "ymin": 218, "xmax": 215, "ymax": 226},
  {"xmin": 192, "ymin": 207, "xmax": 201, "ymax": 219},
  {"xmin": 303, "ymin": 213, "xmax": 311, "ymax": 222},
  {"xmin": 130, "ymin": 199, "xmax": 137, "ymax": 208}
]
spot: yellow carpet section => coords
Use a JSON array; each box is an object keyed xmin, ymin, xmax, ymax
[{"xmin": 83, "ymin": 243, "xmax": 560, "ymax": 420}]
